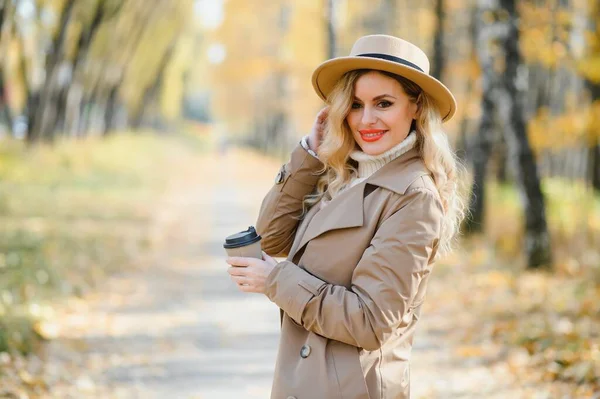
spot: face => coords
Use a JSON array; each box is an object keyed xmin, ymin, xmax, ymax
[{"xmin": 346, "ymin": 71, "xmax": 418, "ymax": 156}]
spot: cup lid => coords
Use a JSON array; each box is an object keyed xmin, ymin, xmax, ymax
[{"xmin": 223, "ymin": 226, "xmax": 262, "ymax": 249}]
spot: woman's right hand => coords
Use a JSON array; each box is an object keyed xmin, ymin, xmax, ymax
[{"xmin": 307, "ymin": 106, "xmax": 329, "ymax": 153}]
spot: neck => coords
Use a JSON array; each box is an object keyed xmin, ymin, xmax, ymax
[{"xmin": 349, "ymin": 131, "xmax": 417, "ymax": 179}]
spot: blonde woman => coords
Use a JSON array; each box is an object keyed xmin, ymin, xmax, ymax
[{"xmin": 227, "ymin": 35, "xmax": 467, "ymax": 399}]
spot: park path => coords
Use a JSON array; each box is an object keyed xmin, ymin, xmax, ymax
[{"xmin": 38, "ymin": 146, "xmax": 563, "ymax": 399}]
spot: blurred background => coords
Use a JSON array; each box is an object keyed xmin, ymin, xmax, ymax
[{"xmin": 0, "ymin": 0, "xmax": 599, "ymax": 398}]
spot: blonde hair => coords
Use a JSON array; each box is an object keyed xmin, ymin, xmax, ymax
[{"xmin": 303, "ymin": 69, "xmax": 468, "ymax": 256}]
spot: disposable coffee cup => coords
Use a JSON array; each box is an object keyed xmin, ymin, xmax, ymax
[{"xmin": 223, "ymin": 226, "xmax": 263, "ymax": 259}]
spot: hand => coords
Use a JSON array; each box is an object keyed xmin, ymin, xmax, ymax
[
  {"xmin": 226, "ymin": 251, "xmax": 279, "ymax": 294},
  {"xmin": 307, "ymin": 106, "xmax": 329, "ymax": 152}
]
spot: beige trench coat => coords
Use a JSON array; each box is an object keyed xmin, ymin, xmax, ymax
[{"xmin": 256, "ymin": 142, "xmax": 444, "ymax": 399}]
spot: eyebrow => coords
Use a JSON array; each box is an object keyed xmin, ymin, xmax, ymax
[{"xmin": 353, "ymin": 94, "xmax": 397, "ymax": 101}]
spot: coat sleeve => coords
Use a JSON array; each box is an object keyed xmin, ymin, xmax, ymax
[
  {"xmin": 255, "ymin": 143, "xmax": 324, "ymax": 258},
  {"xmin": 264, "ymin": 187, "xmax": 444, "ymax": 350}
]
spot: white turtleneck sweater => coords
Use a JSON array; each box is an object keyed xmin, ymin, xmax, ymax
[
  {"xmin": 348, "ymin": 130, "xmax": 417, "ymax": 187},
  {"xmin": 315, "ymin": 131, "xmax": 417, "ymax": 210}
]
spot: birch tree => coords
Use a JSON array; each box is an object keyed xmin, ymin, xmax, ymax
[{"xmin": 470, "ymin": 0, "xmax": 552, "ymax": 268}]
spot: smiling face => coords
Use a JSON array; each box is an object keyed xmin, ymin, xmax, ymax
[{"xmin": 346, "ymin": 71, "xmax": 418, "ymax": 156}]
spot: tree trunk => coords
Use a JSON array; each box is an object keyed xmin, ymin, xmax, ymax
[
  {"xmin": 0, "ymin": 0, "xmax": 6, "ymax": 36},
  {"xmin": 103, "ymin": 85, "xmax": 119, "ymax": 134},
  {"xmin": 591, "ymin": 142, "xmax": 600, "ymax": 191},
  {"xmin": 466, "ymin": 88, "xmax": 495, "ymax": 233},
  {"xmin": 587, "ymin": 80, "xmax": 600, "ymax": 190},
  {"xmin": 64, "ymin": 82, "xmax": 84, "ymax": 137},
  {"xmin": 0, "ymin": 0, "xmax": 15, "ymax": 135},
  {"xmin": 495, "ymin": 132, "xmax": 509, "ymax": 183},
  {"xmin": 15, "ymin": 25, "xmax": 37, "ymax": 141},
  {"xmin": 466, "ymin": 2, "xmax": 498, "ymax": 233},
  {"xmin": 27, "ymin": 0, "xmax": 76, "ymax": 143},
  {"xmin": 83, "ymin": 1, "xmax": 161, "ymax": 136},
  {"xmin": 0, "ymin": 72, "xmax": 13, "ymax": 135},
  {"xmin": 129, "ymin": 37, "xmax": 177, "ymax": 130},
  {"xmin": 499, "ymin": 0, "xmax": 552, "ymax": 269},
  {"xmin": 431, "ymin": 0, "xmax": 445, "ymax": 80},
  {"xmin": 455, "ymin": 6, "xmax": 478, "ymax": 165},
  {"xmin": 77, "ymin": 90, "xmax": 99, "ymax": 136},
  {"xmin": 55, "ymin": 0, "xmax": 107, "ymax": 136}
]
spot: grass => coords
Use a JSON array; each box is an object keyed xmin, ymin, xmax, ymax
[
  {"xmin": 484, "ymin": 178, "xmax": 600, "ymax": 276},
  {"xmin": 436, "ymin": 177, "xmax": 600, "ymax": 393},
  {"xmin": 0, "ymin": 128, "xmax": 208, "ymax": 355}
]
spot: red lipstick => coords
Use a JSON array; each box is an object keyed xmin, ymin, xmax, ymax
[{"xmin": 359, "ymin": 129, "xmax": 387, "ymax": 142}]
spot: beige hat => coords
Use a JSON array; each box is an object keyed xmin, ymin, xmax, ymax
[{"xmin": 311, "ymin": 35, "xmax": 457, "ymax": 122}]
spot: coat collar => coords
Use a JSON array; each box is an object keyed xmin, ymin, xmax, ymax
[
  {"xmin": 365, "ymin": 147, "xmax": 430, "ymax": 195},
  {"xmin": 289, "ymin": 147, "xmax": 431, "ymax": 260}
]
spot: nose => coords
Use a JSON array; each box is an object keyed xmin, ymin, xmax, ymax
[{"xmin": 361, "ymin": 106, "xmax": 377, "ymax": 125}]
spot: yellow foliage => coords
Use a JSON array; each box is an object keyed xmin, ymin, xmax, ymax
[
  {"xmin": 3, "ymin": 35, "xmax": 30, "ymax": 112},
  {"xmin": 520, "ymin": 3, "xmax": 553, "ymax": 27},
  {"xmin": 578, "ymin": 56, "xmax": 600, "ymax": 83},
  {"xmin": 205, "ymin": 0, "xmax": 450, "ymax": 139},
  {"xmin": 589, "ymin": 101, "xmax": 600, "ymax": 140},
  {"xmin": 521, "ymin": 28, "xmax": 549, "ymax": 65},
  {"xmin": 455, "ymin": 345, "xmax": 486, "ymax": 358},
  {"xmin": 122, "ymin": 3, "xmax": 192, "ymax": 112},
  {"xmin": 527, "ymin": 105, "xmax": 599, "ymax": 151},
  {"xmin": 475, "ymin": 270, "xmax": 514, "ymax": 289},
  {"xmin": 208, "ymin": 0, "xmax": 327, "ymax": 138},
  {"xmin": 555, "ymin": 10, "xmax": 573, "ymax": 27},
  {"xmin": 161, "ymin": 34, "xmax": 195, "ymax": 120}
]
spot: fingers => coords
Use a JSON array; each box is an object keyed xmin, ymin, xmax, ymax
[
  {"xmin": 230, "ymin": 272, "xmax": 255, "ymax": 293},
  {"xmin": 261, "ymin": 251, "xmax": 277, "ymax": 266},
  {"xmin": 226, "ymin": 256, "xmax": 251, "ymax": 267},
  {"xmin": 226, "ymin": 257, "xmax": 268, "ymax": 295},
  {"xmin": 230, "ymin": 274, "xmax": 248, "ymax": 285},
  {"xmin": 317, "ymin": 106, "xmax": 329, "ymax": 123},
  {"xmin": 228, "ymin": 266, "xmax": 252, "ymax": 284},
  {"xmin": 228, "ymin": 266, "xmax": 246, "ymax": 276}
]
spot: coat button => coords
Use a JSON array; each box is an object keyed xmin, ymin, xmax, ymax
[
  {"xmin": 300, "ymin": 344, "xmax": 311, "ymax": 358},
  {"xmin": 274, "ymin": 167, "xmax": 285, "ymax": 184}
]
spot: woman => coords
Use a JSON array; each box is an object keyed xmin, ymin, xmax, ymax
[{"xmin": 226, "ymin": 35, "xmax": 466, "ymax": 399}]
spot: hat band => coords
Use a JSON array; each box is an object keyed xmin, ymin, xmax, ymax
[{"xmin": 357, "ymin": 53, "xmax": 424, "ymax": 73}]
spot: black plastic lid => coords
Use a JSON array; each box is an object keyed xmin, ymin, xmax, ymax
[{"xmin": 223, "ymin": 226, "xmax": 262, "ymax": 249}]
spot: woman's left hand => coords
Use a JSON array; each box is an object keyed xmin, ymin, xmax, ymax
[{"xmin": 226, "ymin": 251, "xmax": 278, "ymax": 294}]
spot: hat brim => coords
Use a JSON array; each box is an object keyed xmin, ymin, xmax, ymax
[{"xmin": 311, "ymin": 56, "xmax": 457, "ymax": 122}]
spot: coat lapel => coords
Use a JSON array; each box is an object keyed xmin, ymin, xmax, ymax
[
  {"xmin": 292, "ymin": 182, "xmax": 365, "ymax": 257},
  {"xmin": 287, "ymin": 197, "xmax": 322, "ymax": 261},
  {"xmin": 366, "ymin": 150, "xmax": 429, "ymax": 193},
  {"xmin": 288, "ymin": 148, "xmax": 431, "ymax": 260}
]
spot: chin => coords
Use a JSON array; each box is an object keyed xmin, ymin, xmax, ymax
[{"xmin": 359, "ymin": 141, "xmax": 390, "ymax": 156}]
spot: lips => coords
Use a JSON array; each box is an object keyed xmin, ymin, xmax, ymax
[{"xmin": 359, "ymin": 129, "xmax": 388, "ymax": 142}]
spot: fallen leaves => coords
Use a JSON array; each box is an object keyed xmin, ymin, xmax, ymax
[
  {"xmin": 429, "ymin": 241, "xmax": 600, "ymax": 394},
  {"xmin": 0, "ymin": 133, "xmax": 209, "ymax": 398},
  {"xmin": 32, "ymin": 321, "xmax": 60, "ymax": 341},
  {"xmin": 454, "ymin": 344, "xmax": 487, "ymax": 358},
  {"xmin": 0, "ymin": 352, "xmax": 48, "ymax": 398}
]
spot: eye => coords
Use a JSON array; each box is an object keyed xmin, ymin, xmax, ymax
[
  {"xmin": 351, "ymin": 102, "xmax": 362, "ymax": 109},
  {"xmin": 378, "ymin": 100, "xmax": 393, "ymax": 108}
]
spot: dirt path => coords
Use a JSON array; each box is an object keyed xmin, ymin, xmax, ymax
[{"xmin": 38, "ymin": 147, "xmax": 567, "ymax": 399}]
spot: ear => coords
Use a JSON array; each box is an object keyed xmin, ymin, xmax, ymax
[
  {"xmin": 411, "ymin": 91, "xmax": 424, "ymax": 119},
  {"xmin": 409, "ymin": 100, "xmax": 419, "ymax": 119}
]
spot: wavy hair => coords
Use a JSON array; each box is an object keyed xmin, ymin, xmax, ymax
[{"xmin": 303, "ymin": 69, "xmax": 468, "ymax": 256}]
